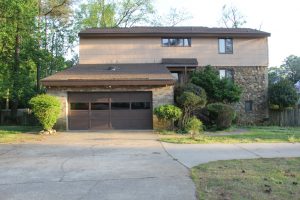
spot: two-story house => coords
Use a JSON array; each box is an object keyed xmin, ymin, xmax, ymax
[{"xmin": 41, "ymin": 27, "xmax": 270, "ymax": 130}]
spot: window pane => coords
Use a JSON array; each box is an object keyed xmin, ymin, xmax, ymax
[
  {"xmin": 161, "ymin": 38, "xmax": 169, "ymax": 46},
  {"xmin": 70, "ymin": 103, "xmax": 89, "ymax": 110},
  {"xmin": 184, "ymin": 38, "xmax": 191, "ymax": 46},
  {"xmin": 245, "ymin": 101, "xmax": 253, "ymax": 112},
  {"xmin": 219, "ymin": 69, "xmax": 226, "ymax": 79},
  {"xmin": 226, "ymin": 69, "xmax": 234, "ymax": 80},
  {"xmin": 219, "ymin": 39, "xmax": 225, "ymax": 53},
  {"xmin": 225, "ymin": 39, "xmax": 233, "ymax": 53},
  {"xmin": 171, "ymin": 73, "xmax": 179, "ymax": 80},
  {"xmin": 176, "ymin": 38, "xmax": 184, "ymax": 46},
  {"xmin": 169, "ymin": 38, "xmax": 177, "ymax": 46},
  {"xmin": 91, "ymin": 103, "xmax": 109, "ymax": 110},
  {"xmin": 111, "ymin": 102, "xmax": 130, "ymax": 110},
  {"xmin": 131, "ymin": 102, "xmax": 151, "ymax": 109}
]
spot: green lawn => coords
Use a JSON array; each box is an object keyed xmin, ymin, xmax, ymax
[
  {"xmin": 0, "ymin": 126, "xmax": 42, "ymax": 143},
  {"xmin": 191, "ymin": 157, "xmax": 300, "ymax": 200},
  {"xmin": 158, "ymin": 126, "xmax": 300, "ymax": 144}
]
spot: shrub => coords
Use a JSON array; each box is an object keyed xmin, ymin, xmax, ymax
[
  {"xmin": 177, "ymin": 91, "xmax": 206, "ymax": 128},
  {"xmin": 190, "ymin": 66, "xmax": 242, "ymax": 103},
  {"xmin": 185, "ymin": 116, "xmax": 203, "ymax": 139},
  {"xmin": 29, "ymin": 94, "xmax": 61, "ymax": 131},
  {"xmin": 269, "ymin": 79, "xmax": 298, "ymax": 110},
  {"xmin": 207, "ymin": 103, "xmax": 235, "ymax": 130},
  {"xmin": 154, "ymin": 104, "xmax": 182, "ymax": 130},
  {"xmin": 175, "ymin": 83, "xmax": 207, "ymax": 128}
]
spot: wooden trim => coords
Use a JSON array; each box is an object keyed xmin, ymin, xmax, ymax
[{"xmin": 42, "ymin": 79, "xmax": 175, "ymax": 87}]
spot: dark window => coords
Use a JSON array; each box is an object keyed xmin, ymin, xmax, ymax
[
  {"xmin": 70, "ymin": 103, "xmax": 89, "ymax": 110},
  {"xmin": 131, "ymin": 102, "xmax": 151, "ymax": 109},
  {"xmin": 161, "ymin": 38, "xmax": 191, "ymax": 47},
  {"xmin": 219, "ymin": 38, "xmax": 233, "ymax": 54},
  {"xmin": 91, "ymin": 103, "xmax": 109, "ymax": 110},
  {"xmin": 111, "ymin": 102, "xmax": 130, "ymax": 110},
  {"xmin": 245, "ymin": 101, "xmax": 253, "ymax": 112},
  {"xmin": 219, "ymin": 69, "xmax": 234, "ymax": 80}
]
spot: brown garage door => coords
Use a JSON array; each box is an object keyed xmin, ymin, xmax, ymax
[{"xmin": 68, "ymin": 92, "xmax": 153, "ymax": 130}]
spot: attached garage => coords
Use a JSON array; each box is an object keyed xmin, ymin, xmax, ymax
[
  {"xmin": 68, "ymin": 92, "xmax": 153, "ymax": 130},
  {"xmin": 41, "ymin": 63, "xmax": 175, "ymax": 130}
]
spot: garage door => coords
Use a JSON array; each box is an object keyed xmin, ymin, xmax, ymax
[{"xmin": 68, "ymin": 92, "xmax": 153, "ymax": 130}]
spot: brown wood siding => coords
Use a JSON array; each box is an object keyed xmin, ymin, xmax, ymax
[{"xmin": 79, "ymin": 37, "xmax": 269, "ymax": 66}]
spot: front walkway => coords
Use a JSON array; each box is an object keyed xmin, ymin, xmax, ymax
[
  {"xmin": 0, "ymin": 131, "xmax": 196, "ymax": 200},
  {"xmin": 162, "ymin": 142, "xmax": 300, "ymax": 168}
]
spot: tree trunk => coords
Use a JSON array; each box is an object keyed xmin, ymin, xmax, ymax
[
  {"xmin": 11, "ymin": 26, "xmax": 20, "ymax": 122},
  {"xmin": 36, "ymin": 0, "xmax": 41, "ymax": 93}
]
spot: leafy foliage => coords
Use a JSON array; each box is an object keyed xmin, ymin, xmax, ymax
[
  {"xmin": 191, "ymin": 66, "xmax": 242, "ymax": 103},
  {"xmin": 154, "ymin": 104, "xmax": 182, "ymax": 121},
  {"xmin": 269, "ymin": 79, "xmax": 298, "ymax": 110},
  {"xmin": 268, "ymin": 55, "xmax": 300, "ymax": 84},
  {"xmin": 185, "ymin": 116, "xmax": 203, "ymax": 138},
  {"xmin": 154, "ymin": 104, "xmax": 182, "ymax": 130},
  {"xmin": 207, "ymin": 103, "xmax": 236, "ymax": 130},
  {"xmin": 282, "ymin": 55, "xmax": 300, "ymax": 83},
  {"xmin": 29, "ymin": 94, "xmax": 61, "ymax": 131},
  {"xmin": 176, "ymin": 84, "xmax": 207, "ymax": 128}
]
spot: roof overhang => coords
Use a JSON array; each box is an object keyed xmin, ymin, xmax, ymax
[
  {"xmin": 79, "ymin": 32, "xmax": 270, "ymax": 38},
  {"xmin": 79, "ymin": 27, "xmax": 271, "ymax": 38},
  {"xmin": 42, "ymin": 79, "xmax": 175, "ymax": 87},
  {"xmin": 41, "ymin": 63, "xmax": 176, "ymax": 87}
]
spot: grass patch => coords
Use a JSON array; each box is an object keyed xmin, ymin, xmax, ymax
[
  {"xmin": 191, "ymin": 157, "xmax": 300, "ymax": 200},
  {"xmin": 158, "ymin": 126, "xmax": 300, "ymax": 144},
  {"xmin": 0, "ymin": 126, "xmax": 42, "ymax": 143}
]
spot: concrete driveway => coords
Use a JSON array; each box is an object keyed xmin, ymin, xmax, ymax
[
  {"xmin": 0, "ymin": 131, "xmax": 196, "ymax": 200},
  {"xmin": 162, "ymin": 142, "xmax": 300, "ymax": 168}
]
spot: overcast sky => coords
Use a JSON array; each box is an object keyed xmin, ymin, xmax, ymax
[{"xmin": 154, "ymin": 0, "xmax": 300, "ymax": 67}]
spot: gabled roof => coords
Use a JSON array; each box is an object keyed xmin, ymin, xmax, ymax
[
  {"xmin": 41, "ymin": 64, "xmax": 176, "ymax": 87},
  {"xmin": 79, "ymin": 26, "xmax": 270, "ymax": 38}
]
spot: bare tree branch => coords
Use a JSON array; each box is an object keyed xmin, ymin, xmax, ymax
[{"xmin": 43, "ymin": 0, "xmax": 68, "ymax": 16}]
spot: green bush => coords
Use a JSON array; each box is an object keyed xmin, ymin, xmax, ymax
[
  {"xmin": 185, "ymin": 116, "xmax": 203, "ymax": 138},
  {"xmin": 29, "ymin": 94, "xmax": 61, "ymax": 131},
  {"xmin": 154, "ymin": 104, "xmax": 182, "ymax": 130},
  {"xmin": 190, "ymin": 66, "xmax": 242, "ymax": 103},
  {"xmin": 176, "ymin": 83, "xmax": 207, "ymax": 128},
  {"xmin": 207, "ymin": 103, "xmax": 235, "ymax": 130},
  {"xmin": 269, "ymin": 79, "xmax": 298, "ymax": 110}
]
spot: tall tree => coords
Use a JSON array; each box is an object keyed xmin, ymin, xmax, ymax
[
  {"xmin": 36, "ymin": 0, "xmax": 74, "ymax": 92},
  {"xmin": 220, "ymin": 4, "xmax": 247, "ymax": 28},
  {"xmin": 75, "ymin": 0, "xmax": 154, "ymax": 29},
  {"xmin": 281, "ymin": 55, "xmax": 300, "ymax": 83},
  {"xmin": 0, "ymin": 0, "xmax": 37, "ymax": 119}
]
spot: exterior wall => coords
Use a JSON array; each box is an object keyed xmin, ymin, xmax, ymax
[
  {"xmin": 213, "ymin": 66, "xmax": 268, "ymax": 124},
  {"xmin": 46, "ymin": 85, "xmax": 174, "ymax": 130},
  {"xmin": 79, "ymin": 37, "xmax": 268, "ymax": 67}
]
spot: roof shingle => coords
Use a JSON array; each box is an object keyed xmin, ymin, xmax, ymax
[
  {"xmin": 41, "ymin": 63, "xmax": 176, "ymax": 86},
  {"xmin": 79, "ymin": 26, "xmax": 270, "ymax": 38}
]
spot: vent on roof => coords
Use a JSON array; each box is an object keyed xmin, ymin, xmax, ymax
[{"xmin": 107, "ymin": 66, "xmax": 120, "ymax": 71}]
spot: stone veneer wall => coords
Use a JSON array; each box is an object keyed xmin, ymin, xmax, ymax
[
  {"xmin": 213, "ymin": 66, "xmax": 268, "ymax": 124},
  {"xmin": 46, "ymin": 85, "xmax": 174, "ymax": 130}
]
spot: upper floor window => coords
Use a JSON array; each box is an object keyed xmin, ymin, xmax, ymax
[
  {"xmin": 219, "ymin": 38, "xmax": 233, "ymax": 54},
  {"xmin": 219, "ymin": 69, "xmax": 234, "ymax": 80},
  {"xmin": 162, "ymin": 38, "xmax": 191, "ymax": 47}
]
